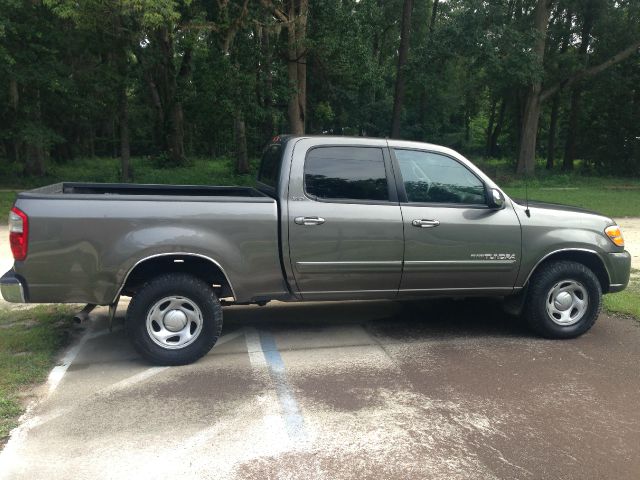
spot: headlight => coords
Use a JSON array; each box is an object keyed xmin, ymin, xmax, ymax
[{"xmin": 605, "ymin": 225, "xmax": 624, "ymax": 247}]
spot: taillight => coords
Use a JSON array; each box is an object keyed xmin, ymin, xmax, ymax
[{"xmin": 9, "ymin": 207, "xmax": 28, "ymax": 261}]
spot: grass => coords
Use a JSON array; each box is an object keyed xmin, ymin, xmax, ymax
[
  {"xmin": 0, "ymin": 156, "xmax": 257, "ymax": 189},
  {"xmin": 0, "ymin": 305, "xmax": 76, "ymax": 442},
  {"xmin": 475, "ymin": 158, "xmax": 640, "ymax": 218},
  {"xmin": 501, "ymin": 179, "xmax": 640, "ymax": 218},
  {"xmin": 604, "ymin": 270, "xmax": 640, "ymax": 320}
]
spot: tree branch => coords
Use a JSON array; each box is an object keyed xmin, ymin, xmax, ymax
[
  {"xmin": 259, "ymin": 0, "xmax": 289, "ymax": 24},
  {"xmin": 540, "ymin": 39, "xmax": 640, "ymax": 103}
]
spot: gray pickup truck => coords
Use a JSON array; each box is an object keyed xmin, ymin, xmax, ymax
[{"xmin": 1, "ymin": 136, "xmax": 631, "ymax": 364}]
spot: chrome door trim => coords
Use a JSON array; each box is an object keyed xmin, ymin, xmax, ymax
[
  {"xmin": 296, "ymin": 260, "xmax": 402, "ymax": 273},
  {"xmin": 404, "ymin": 259, "xmax": 517, "ymax": 272}
]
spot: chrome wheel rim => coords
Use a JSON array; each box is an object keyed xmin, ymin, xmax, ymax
[
  {"xmin": 146, "ymin": 296, "xmax": 203, "ymax": 349},
  {"xmin": 545, "ymin": 280, "xmax": 588, "ymax": 326}
]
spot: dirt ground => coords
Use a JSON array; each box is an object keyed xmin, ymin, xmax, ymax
[{"xmin": 618, "ymin": 218, "xmax": 640, "ymax": 271}]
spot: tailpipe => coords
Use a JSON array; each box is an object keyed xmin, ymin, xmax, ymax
[{"xmin": 73, "ymin": 304, "xmax": 96, "ymax": 324}]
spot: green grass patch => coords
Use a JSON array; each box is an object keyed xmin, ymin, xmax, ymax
[
  {"xmin": 0, "ymin": 305, "xmax": 76, "ymax": 441},
  {"xmin": 0, "ymin": 156, "xmax": 257, "ymax": 189},
  {"xmin": 604, "ymin": 270, "xmax": 640, "ymax": 320},
  {"xmin": 475, "ymin": 158, "xmax": 640, "ymax": 218}
]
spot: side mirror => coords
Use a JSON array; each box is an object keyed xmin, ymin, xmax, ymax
[{"xmin": 487, "ymin": 188, "xmax": 505, "ymax": 209}]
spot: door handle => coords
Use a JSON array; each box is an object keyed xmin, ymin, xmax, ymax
[
  {"xmin": 294, "ymin": 216, "xmax": 326, "ymax": 226},
  {"xmin": 412, "ymin": 219, "xmax": 440, "ymax": 228}
]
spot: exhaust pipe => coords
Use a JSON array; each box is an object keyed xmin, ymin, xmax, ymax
[{"xmin": 73, "ymin": 304, "xmax": 96, "ymax": 324}]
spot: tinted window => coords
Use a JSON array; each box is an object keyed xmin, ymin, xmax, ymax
[
  {"xmin": 395, "ymin": 150, "xmax": 485, "ymax": 204},
  {"xmin": 258, "ymin": 143, "xmax": 283, "ymax": 188},
  {"xmin": 304, "ymin": 147, "xmax": 389, "ymax": 201}
]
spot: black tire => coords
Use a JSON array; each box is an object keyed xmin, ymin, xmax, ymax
[
  {"xmin": 524, "ymin": 260, "xmax": 602, "ymax": 339},
  {"xmin": 126, "ymin": 273, "xmax": 223, "ymax": 365}
]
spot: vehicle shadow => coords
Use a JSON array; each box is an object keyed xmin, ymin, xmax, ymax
[{"xmin": 223, "ymin": 297, "xmax": 534, "ymax": 342}]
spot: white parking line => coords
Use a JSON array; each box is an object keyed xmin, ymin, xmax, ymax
[{"xmin": 244, "ymin": 327, "xmax": 308, "ymax": 445}]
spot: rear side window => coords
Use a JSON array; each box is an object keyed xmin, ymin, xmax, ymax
[
  {"xmin": 258, "ymin": 143, "xmax": 283, "ymax": 188},
  {"xmin": 394, "ymin": 149, "xmax": 486, "ymax": 204},
  {"xmin": 304, "ymin": 147, "xmax": 389, "ymax": 201}
]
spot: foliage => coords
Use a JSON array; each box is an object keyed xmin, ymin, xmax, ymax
[{"xmin": 0, "ymin": 0, "xmax": 639, "ymax": 175}]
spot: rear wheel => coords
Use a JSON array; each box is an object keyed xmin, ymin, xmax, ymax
[
  {"xmin": 126, "ymin": 273, "xmax": 223, "ymax": 365},
  {"xmin": 525, "ymin": 260, "xmax": 602, "ymax": 339}
]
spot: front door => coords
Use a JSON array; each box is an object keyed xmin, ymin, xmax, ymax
[
  {"xmin": 391, "ymin": 148, "xmax": 522, "ymax": 294},
  {"xmin": 287, "ymin": 141, "xmax": 404, "ymax": 300}
]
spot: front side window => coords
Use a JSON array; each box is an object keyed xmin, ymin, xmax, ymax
[
  {"xmin": 304, "ymin": 147, "xmax": 389, "ymax": 201},
  {"xmin": 395, "ymin": 150, "xmax": 485, "ymax": 205}
]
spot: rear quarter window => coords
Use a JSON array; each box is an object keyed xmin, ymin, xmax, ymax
[{"xmin": 258, "ymin": 143, "xmax": 283, "ymax": 188}]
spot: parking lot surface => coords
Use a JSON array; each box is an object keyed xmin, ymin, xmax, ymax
[{"xmin": 1, "ymin": 298, "xmax": 639, "ymax": 479}]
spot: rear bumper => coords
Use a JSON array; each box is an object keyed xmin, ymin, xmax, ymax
[
  {"xmin": 1, "ymin": 269, "xmax": 27, "ymax": 303},
  {"xmin": 607, "ymin": 251, "xmax": 631, "ymax": 293}
]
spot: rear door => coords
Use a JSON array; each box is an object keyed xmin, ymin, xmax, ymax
[
  {"xmin": 392, "ymin": 148, "xmax": 521, "ymax": 294},
  {"xmin": 287, "ymin": 140, "xmax": 404, "ymax": 300}
]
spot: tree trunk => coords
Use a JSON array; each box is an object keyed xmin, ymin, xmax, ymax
[
  {"xmin": 391, "ymin": 0, "xmax": 413, "ymax": 138},
  {"xmin": 149, "ymin": 26, "xmax": 191, "ymax": 165},
  {"xmin": 88, "ymin": 124, "xmax": 95, "ymax": 158},
  {"xmin": 489, "ymin": 98, "xmax": 506, "ymax": 157},
  {"xmin": 516, "ymin": 0, "xmax": 553, "ymax": 175},
  {"xmin": 24, "ymin": 88, "xmax": 46, "ymax": 176},
  {"xmin": 262, "ymin": 25, "xmax": 275, "ymax": 139},
  {"xmin": 167, "ymin": 101, "xmax": 186, "ymax": 164},
  {"xmin": 562, "ymin": 4, "xmax": 594, "ymax": 171},
  {"xmin": 485, "ymin": 97, "xmax": 497, "ymax": 156},
  {"xmin": 562, "ymin": 87, "xmax": 580, "ymax": 171},
  {"xmin": 429, "ymin": 0, "xmax": 439, "ymax": 35},
  {"xmin": 7, "ymin": 78, "xmax": 20, "ymax": 163},
  {"xmin": 546, "ymin": 93, "xmax": 560, "ymax": 170},
  {"xmin": 296, "ymin": 0, "xmax": 308, "ymax": 134},
  {"xmin": 285, "ymin": 0, "xmax": 307, "ymax": 135},
  {"xmin": 119, "ymin": 84, "xmax": 131, "ymax": 181},
  {"xmin": 234, "ymin": 109, "xmax": 249, "ymax": 174}
]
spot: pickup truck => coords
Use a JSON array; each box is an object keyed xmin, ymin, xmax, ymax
[{"xmin": 1, "ymin": 136, "xmax": 631, "ymax": 365}]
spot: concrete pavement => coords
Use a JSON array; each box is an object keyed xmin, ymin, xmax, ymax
[{"xmin": 1, "ymin": 298, "xmax": 640, "ymax": 479}]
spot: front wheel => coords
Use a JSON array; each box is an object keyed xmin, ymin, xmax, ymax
[
  {"xmin": 126, "ymin": 273, "xmax": 223, "ymax": 365},
  {"xmin": 524, "ymin": 260, "xmax": 602, "ymax": 339}
]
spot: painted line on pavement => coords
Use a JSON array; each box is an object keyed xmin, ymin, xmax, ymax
[{"xmin": 244, "ymin": 326, "xmax": 307, "ymax": 443}]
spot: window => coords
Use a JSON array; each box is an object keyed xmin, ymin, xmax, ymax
[
  {"xmin": 258, "ymin": 143, "xmax": 283, "ymax": 188},
  {"xmin": 395, "ymin": 150, "xmax": 486, "ymax": 205},
  {"xmin": 304, "ymin": 147, "xmax": 389, "ymax": 201}
]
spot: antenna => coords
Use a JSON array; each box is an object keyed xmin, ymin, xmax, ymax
[{"xmin": 524, "ymin": 167, "xmax": 531, "ymax": 218}]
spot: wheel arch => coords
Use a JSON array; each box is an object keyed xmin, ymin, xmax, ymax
[
  {"xmin": 524, "ymin": 249, "xmax": 610, "ymax": 293},
  {"xmin": 116, "ymin": 253, "xmax": 236, "ymax": 301}
]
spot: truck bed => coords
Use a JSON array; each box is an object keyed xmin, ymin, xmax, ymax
[
  {"xmin": 21, "ymin": 182, "xmax": 271, "ymax": 201},
  {"xmin": 12, "ymin": 182, "xmax": 285, "ymax": 305}
]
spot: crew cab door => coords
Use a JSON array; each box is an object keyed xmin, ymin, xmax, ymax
[
  {"xmin": 391, "ymin": 148, "xmax": 521, "ymax": 294},
  {"xmin": 287, "ymin": 140, "xmax": 404, "ymax": 300}
]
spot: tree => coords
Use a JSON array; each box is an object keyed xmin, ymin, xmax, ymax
[
  {"xmin": 516, "ymin": 0, "xmax": 554, "ymax": 176},
  {"xmin": 261, "ymin": 0, "xmax": 309, "ymax": 134},
  {"xmin": 390, "ymin": 0, "xmax": 413, "ymax": 138}
]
